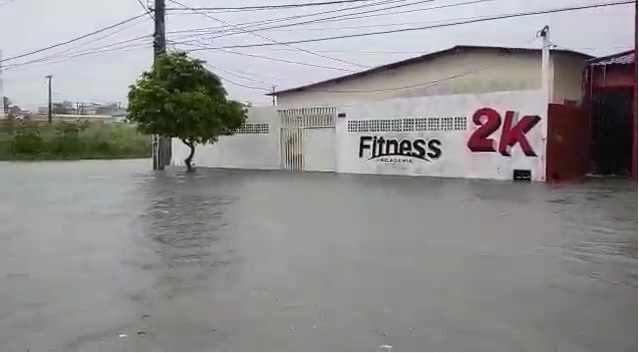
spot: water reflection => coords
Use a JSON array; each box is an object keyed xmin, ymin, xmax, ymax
[
  {"xmin": 0, "ymin": 161, "xmax": 635, "ymax": 351},
  {"xmin": 138, "ymin": 172, "xmax": 240, "ymax": 299}
]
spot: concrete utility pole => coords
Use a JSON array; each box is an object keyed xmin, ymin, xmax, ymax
[
  {"xmin": 271, "ymin": 86, "xmax": 277, "ymax": 106},
  {"xmin": 45, "ymin": 74, "xmax": 53, "ymax": 123},
  {"xmin": 538, "ymin": 25, "xmax": 552, "ymax": 104},
  {"xmin": 0, "ymin": 50, "xmax": 5, "ymax": 119},
  {"xmin": 152, "ymin": 0, "xmax": 171, "ymax": 170}
]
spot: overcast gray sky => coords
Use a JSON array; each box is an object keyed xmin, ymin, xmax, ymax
[{"xmin": 0, "ymin": 0, "xmax": 634, "ymax": 108}]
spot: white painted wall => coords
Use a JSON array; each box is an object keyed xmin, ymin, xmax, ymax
[
  {"xmin": 303, "ymin": 128, "xmax": 336, "ymax": 172},
  {"xmin": 171, "ymin": 106, "xmax": 281, "ymax": 170},
  {"xmin": 171, "ymin": 90, "xmax": 549, "ymax": 182},
  {"xmin": 275, "ymin": 50, "xmax": 586, "ymax": 108},
  {"xmin": 336, "ymin": 90, "xmax": 547, "ymax": 181}
]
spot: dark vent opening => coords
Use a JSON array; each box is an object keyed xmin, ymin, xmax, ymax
[{"xmin": 513, "ymin": 169, "xmax": 532, "ymax": 182}]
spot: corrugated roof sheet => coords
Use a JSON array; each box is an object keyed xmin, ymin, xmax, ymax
[{"xmin": 587, "ymin": 50, "xmax": 635, "ymax": 66}]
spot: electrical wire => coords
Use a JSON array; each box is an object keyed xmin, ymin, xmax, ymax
[
  {"xmin": 4, "ymin": 42, "xmax": 152, "ymax": 72},
  {"xmin": 166, "ymin": 0, "xmax": 370, "ymax": 70},
  {"xmin": 5, "ymin": 0, "xmax": 457, "ymax": 68},
  {"xmin": 217, "ymin": 75, "xmax": 271, "ymax": 91},
  {"xmin": 136, "ymin": 0, "xmax": 154, "ymax": 19},
  {"xmin": 4, "ymin": 16, "xmax": 150, "ymax": 71},
  {"xmin": 205, "ymin": 64, "xmax": 275, "ymax": 87},
  {"xmin": 170, "ymin": 0, "xmax": 499, "ymax": 43},
  {"xmin": 165, "ymin": 0, "xmax": 404, "ymax": 37},
  {"xmin": 168, "ymin": 0, "xmax": 375, "ymax": 12},
  {"xmin": 190, "ymin": 0, "xmax": 635, "ymax": 51},
  {"xmin": 202, "ymin": 0, "xmax": 500, "ymax": 41},
  {"xmin": 210, "ymin": 47, "xmax": 357, "ymax": 72},
  {"xmin": 1, "ymin": 13, "xmax": 148, "ymax": 63},
  {"xmin": 175, "ymin": 36, "xmax": 356, "ymax": 72}
]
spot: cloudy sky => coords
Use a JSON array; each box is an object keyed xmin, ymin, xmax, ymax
[{"xmin": 0, "ymin": 0, "xmax": 635, "ymax": 109}]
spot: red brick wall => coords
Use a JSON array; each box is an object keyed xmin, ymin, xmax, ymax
[{"xmin": 546, "ymin": 103, "xmax": 591, "ymax": 182}]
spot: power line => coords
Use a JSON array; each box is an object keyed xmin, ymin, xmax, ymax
[
  {"xmin": 136, "ymin": 0, "xmax": 154, "ymax": 19},
  {"xmin": 164, "ymin": 39, "xmax": 277, "ymax": 87},
  {"xmin": 170, "ymin": 1, "xmax": 499, "ymax": 42},
  {"xmin": 166, "ymin": 0, "xmax": 370, "ymax": 70},
  {"xmin": 190, "ymin": 1, "xmax": 635, "ymax": 51},
  {"xmin": 4, "ymin": 42, "xmax": 152, "ymax": 71},
  {"xmin": 168, "ymin": 0, "xmax": 375, "ymax": 12},
  {"xmin": 1, "ymin": 13, "xmax": 148, "ymax": 63},
  {"xmin": 165, "ymin": 0, "xmax": 404, "ymax": 36},
  {"xmin": 217, "ymin": 74, "xmax": 271, "ymax": 91},
  {"xmin": 200, "ymin": 0, "xmax": 439, "ymax": 41},
  {"xmin": 195, "ymin": 45, "xmax": 357, "ymax": 72},
  {"xmin": 205, "ymin": 64, "xmax": 275, "ymax": 87},
  {"xmin": 208, "ymin": 0, "xmax": 501, "ymax": 41},
  {"xmin": 0, "ymin": 0, "xmax": 404, "ymax": 63},
  {"xmin": 304, "ymin": 0, "xmax": 500, "ymax": 25},
  {"xmin": 5, "ymin": 16, "xmax": 150, "ymax": 71}
]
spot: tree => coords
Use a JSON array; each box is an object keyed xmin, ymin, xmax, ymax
[
  {"xmin": 2, "ymin": 96, "xmax": 22, "ymax": 119},
  {"xmin": 127, "ymin": 51, "xmax": 247, "ymax": 172}
]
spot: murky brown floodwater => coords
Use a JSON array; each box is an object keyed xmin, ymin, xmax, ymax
[{"xmin": 0, "ymin": 160, "xmax": 636, "ymax": 351}]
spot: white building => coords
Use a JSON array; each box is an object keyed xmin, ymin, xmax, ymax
[{"xmin": 269, "ymin": 45, "xmax": 592, "ymax": 107}]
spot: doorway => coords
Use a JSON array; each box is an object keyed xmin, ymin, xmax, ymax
[{"xmin": 590, "ymin": 88, "xmax": 633, "ymax": 176}]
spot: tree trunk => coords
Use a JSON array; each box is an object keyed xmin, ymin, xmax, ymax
[{"xmin": 181, "ymin": 139, "xmax": 195, "ymax": 172}]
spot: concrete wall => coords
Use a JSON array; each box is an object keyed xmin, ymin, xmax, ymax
[
  {"xmin": 173, "ymin": 90, "xmax": 548, "ymax": 182},
  {"xmin": 336, "ymin": 90, "xmax": 547, "ymax": 181},
  {"xmin": 171, "ymin": 106, "xmax": 281, "ymax": 169},
  {"xmin": 552, "ymin": 53, "xmax": 588, "ymax": 102},
  {"xmin": 276, "ymin": 50, "xmax": 584, "ymax": 108}
]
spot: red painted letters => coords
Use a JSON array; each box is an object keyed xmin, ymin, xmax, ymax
[{"xmin": 467, "ymin": 107, "xmax": 541, "ymax": 157}]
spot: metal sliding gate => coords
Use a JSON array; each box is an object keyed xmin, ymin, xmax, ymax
[{"xmin": 279, "ymin": 107, "xmax": 337, "ymax": 171}]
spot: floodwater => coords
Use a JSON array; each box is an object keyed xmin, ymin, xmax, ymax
[{"xmin": 0, "ymin": 160, "xmax": 636, "ymax": 351}]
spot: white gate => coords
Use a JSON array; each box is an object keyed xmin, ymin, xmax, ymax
[{"xmin": 279, "ymin": 107, "xmax": 336, "ymax": 172}]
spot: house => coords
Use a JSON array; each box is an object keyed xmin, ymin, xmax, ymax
[{"xmin": 269, "ymin": 45, "xmax": 592, "ymax": 107}]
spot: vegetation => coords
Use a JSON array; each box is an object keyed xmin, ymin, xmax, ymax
[
  {"xmin": 127, "ymin": 51, "xmax": 246, "ymax": 172},
  {"xmin": 0, "ymin": 120, "xmax": 150, "ymax": 160}
]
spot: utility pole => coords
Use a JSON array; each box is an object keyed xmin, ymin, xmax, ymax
[
  {"xmin": 0, "ymin": 50, "xmax": 5, "ymax": 119},
  {"xmin": 538, "ymin": 25, "xmax": 552, "ymax": 104},
  {"xmin": 152, "ymin": 0, "xmax": 170, "ymax": 170},
  {"xmin": 45, "ymin": 74, "xmax": 52, "ymax": 123},
  {"xmin": 271, "ymin": 86, "xmax": 277, "ymax": 106}
]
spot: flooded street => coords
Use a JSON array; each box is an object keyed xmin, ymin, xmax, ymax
[{"xmin": 0, "ymin": 159, "xmax": 636, "ymax": 351}]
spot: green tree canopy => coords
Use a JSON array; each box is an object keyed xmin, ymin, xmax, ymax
[{"xmin": 127, "ymin": 51, "xmax": 246, "ymax": 171}]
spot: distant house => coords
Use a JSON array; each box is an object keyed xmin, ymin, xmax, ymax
[{"xmin": 269, "ymin": 45, "xmax": 593, "ymax": 107}]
